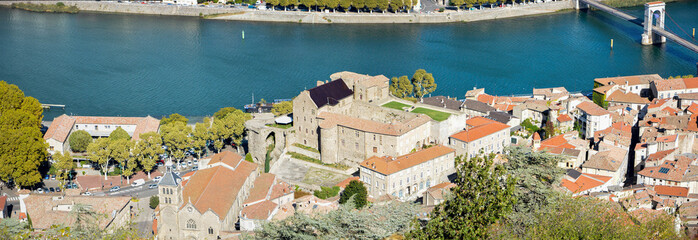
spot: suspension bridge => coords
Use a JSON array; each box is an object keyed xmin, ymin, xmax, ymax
[{"xmin": 575, "ymin": 0, "xmax": 698, "ymax": 54}]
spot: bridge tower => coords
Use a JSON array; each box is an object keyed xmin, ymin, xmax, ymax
[
  {"xmin": 574, "ymin": 0, "xmax": 588, "ymax": 10},
  {"xmin": 642, "ymin": 1, "xmax": 666, "ymax": 45}
]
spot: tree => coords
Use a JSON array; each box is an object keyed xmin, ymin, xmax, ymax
[
  {"xmin": 279, "ymin": 0, "xmax": 292, "ymax": 10},
  {"xmin": 0, "ymin": 81, "xmax": 47, "ymax": 188},
  {"xmin": 365, "ymin": 0, "xmax": 377, "ymax": 12},
  {"xmin": 377, "ymin": 0, "xmax": 389, "ymax": 12},
  {"xmin": 149, "ymin": 196, "xmax": 160, "ymax": 209},
  {"xmin": 339, "ymin": 0, "xmax": 351, "ymax": 12},
  {"xmin": 327, "ymin": 0, "xmax": 340, "ymax": 12},
  {"xmin": 160, "ymin": 121, "xmax": 192, "ymax": 169},
  {"xmin": 108, "ymin": 127, "xmax": 131, "ymax": 141},
  {"xmin": 53, "ymin": 151, "xmax": 76, "ymax": 186},
  {"xmin": 69, "ymin": 130, "xmax": 92, "ymax": 152},
  {"xmin": 451, "ymin": 0, "xmax": 464, "ymax": 9},
  {"xmin": 389, "ymin": 0, "xmax": 402, "ymax": 12},
  {"xmin": 520, "ymin": 118, "xmax": 539, "ymax": 136},
  {"xmin": 245, "ymin": 153, "xmax": 254, "ymax": 163},
  {"xmin": 210, "ymin": 108, "xmax": 251, "ymax": 153},
  {"xmin": 267, "ymin": 0, "xmax": 280, "ymax": 9},
  {"xmin": 411, "ymin": 69, "xmax": 437, "ymax": 99},
  {"xmin": 192, "ymin": 118, "xmax": 211, "ymax": 158},
  {"xmin": 338, "ymin": 180, "xmax": 368, "ymax": 209},
  {"xmin": 108, "ymin": 138, "xmax": 133, "ymax": 183},
  {"xmin": 132, "ymin": 132, "xmax": 164, "ymax": 179},
  {"xmin": 160, "ymin": 113, "xmax": 188, "ymax": 125},
  {"xmin": 407, "ymin": 154, "xmax": 516, "ymax": 239},
  {"xmin": 314, "ymin": 186, "xmax": 340, "ymax": 199},
  {"xmin": 87, "ymin": 138, "xmax": 111, "ymax": 180},
  {"xmin": 300, "ymin": 0, "xmax": 315, "ymax": 11},
  {"xmin": 271, "ymin": 101, "xmax": 293, "ymax": 116},
  {"xmin": 354, "ymin": 0, "xmax": 366, "ymax": 12},
  {"xmin": 390, "ymin": 75, "xmax": 414, "ymax": 98},
  {"xmin": 464, "ymin": 0, "xmax": 476, "ymax": 8},
  {"xmin": 213, "ymin": 107, "xmax": 238, "ymax": 120}
]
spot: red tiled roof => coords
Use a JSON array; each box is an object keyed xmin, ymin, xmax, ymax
[
  {"xmin": 245, "ymin": 173, "xmax": 276, "ymax": 205},
  {"xmin": 656, "ymin": 134, "xmax": 678, "ymax": 143},
  {"xmin": 532, "ymin": 132, "xmax": 541, "ymax": 140},
  {"xmin": 335, "ymin": 176, "xmax": 360, "ymax": 188},
  {"xmin": 540, "ymin": 134, "xmax": 576, "ymax": 149},
  {"xmin": 43, "ymin": 115, "xmax": 160, "ymax": 142},
  {"xmin": 646, "ymin": 148, "xmax": 676, "ymax": 162},
  {"xmin": 638, "ymin": 157, "xmax": 692, "ymax": 182},
  {"xmin": 561, "ymin": 173, "xmax": 612, "ymax": 194},
  {"xmin": 654, "ymin": 185, "xmax": 689, "ymax": 198},
  {"xmin": 577, "ymin": 102, "xmax": 610, "ymax": 116},
  {"xmin": 43, "ymin": 114, "xmax": 76, "ymax": 142},
  {"xmin": 0, "ymin": 196, "xmax": 6, "ymax": 208},
  {"xmin": 360, "ymin": 145, "xmax": 455, "ymax": 175},
  {"xmin": 181, "ymin": 160, "xmax": 257, "ymax": 220},
  {"xmin": 606, "ymin": 91, "xmax": 650, "ymax": 104},
  {"xmin": 207, "ymin": 151, "xmax": 244, "ymax": 168},
  {"xmin": 240, "ymin": 200, "xmax": 278, "ymax": 220},
  {"xmin": 687, "ymin": 103, "xmax": 698, "ymax": 114},
  {"xmin": 451, "ymin": 119, "xmax": 510, "ymax": 143},
  {"xmin": 557, "ymin": 114, "xmax": 573, "ymax": 122}
]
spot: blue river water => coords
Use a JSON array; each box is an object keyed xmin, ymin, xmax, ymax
[{"xmin": 1, "ymin": 1, "xmax": 697, "ymax": 119}]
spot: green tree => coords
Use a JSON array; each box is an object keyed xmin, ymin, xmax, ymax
[
  {"xmin": 451, "ymin": 0, "xmax": 464, "ymax": 8},
  {"xmin": 210, "ymin": 108, "xmax": 251, "ymax": 153},
  {"xmin": 464, "ymin": 0, "xmax": 476, "ymax": 8},
  {"xmin": 53, "ymin": 151, "xmax": 76, "ymax": 186},
  {"xmin": 314, "ymin": 186, "xmax": 341, "ymax": 199},
  {"xmin": 192, "ymin": 118, "xmax": 212, "ymax": 158},
  {"xmin": 245, "ymin": 153, "xmax": 254, "ymax": 163},
  {"xmin": 520, "ymin": 118, "xmax": 540, "ymax": 136},
  {"xmin": 68, "ymin": 130, "xmax": 92, "ymax": 152},
  {"xmin": 365, "ymin": 0, "xmax": 377, "ymax": 12},
  {"xmin": 279, "ymin": 0, "xmax": 292, "ymax": 10},
  {"xmin": 133, "ymin": 132, "xmax": 164, "ymax": 179},
  {"xmin": 213, "ymin": 107, "xmax": 238, "ymax": 120},
  {"xmin": 354, "ymin": 0, "xmax": 366, "ymax": 12},
  {"xmin": 271, "ymin": 101, "xmax": 293, "ymax": 116},
  {"xmin": 160, "ymin": 121, "xmax": 192, "ymax": 169},
  {"xmin": 108, "ymin": 138, "xmax": 133, "ymax": 183},
  {"xmin": 87, "ymin": 138, "xmax": 111, "ymax": 180},
  {"xmin": 300, "ymin": 0, "xmax": 315, "ymax": 11},
  {"xmin": 407, "ymin": 154, "xmax": 516, "ymax": 239},
  {"xmin": 338, "ymin": 180, "xmax": 368, "ymax": 209},
  {"xmin": 160, "ymin": 113, "xmax": 188, "ymax": 125},
  {"xmin": 377, "ymin": 0, "xmax": 389, "ymax": 12},
  {"xmin": 411, "ymin": 69, "xmax": 437, "ymax": 99},
  {"xmin": 149, "ymin": 196, "xmax": 160, "ymax": 209},
  {"xmin": 389, "ymin": 0, "xmax": 402, "ymax": 12},
  {"xmin": 0, "ymin": 81, "xmax": 47, "ymax": 188},
  {"xmin": 267, "ymin": 0, "xmax": 280, "ymax": 9},
  {"xmin": 389, "ymin": 76, "xmax": 414, "ymax": 98},
  {"xmin": 327, "ymin": 0, "xmax": 340, "ymax": 12},
  {"xmin": 339, "ymin": 0, "xmax": 352, "ymax": 11},
  {"xmin": 108, "ymin": 127, "xmax": 131, "ymax": 141}
]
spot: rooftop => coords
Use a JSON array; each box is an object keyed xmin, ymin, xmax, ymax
[
  {"xmin": 360, "ymin": 145, "xmax": 455, "ymax": 175},
  {"xmin": 594, "ymin": 74, "xmax": 661, "ymax": 86},
  {"xmin": 43, "ymin": 114, "xmax": 160, "ymax": 142},
  {"xmin": 582, "ymin": 146, "xmax": 627, "ymax": 171},
  {"xmin": 318, "ymin": 111, "xmax": 431, "ymax": 136},
  {"xmin": 576, "ymin": 102, "xmax": 610, "ymax": 116},
  {"xmin": 654, "ymin": 185, "xmax": 689, "ymax": 198},
  {"xmin": 561, "ymin": 173, "xmax": 612, "ymax": 194},
  {"xmin": 307, "ymin": 79, "xmax": 353, "ymax": 109},
  {"xmin": 23, "ymin": 195, "xmax": 131, "ymax": 230}
]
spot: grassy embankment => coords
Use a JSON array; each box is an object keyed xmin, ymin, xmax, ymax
[
  {"xmin": 11, "ymin": 2, "xmax": 79, "ymax": 13},
  {"xmin": 602, "ymin": 0, "xmax": 678, "ymax": 8}
]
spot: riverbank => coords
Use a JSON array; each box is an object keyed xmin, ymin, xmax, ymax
[
  {"xmin": 10, "ymin": 2, "xmax": 79, "ymax": 13},
  {"xmin": 0, "ymin": 0, "xmax": 574, "ymax": 23}
]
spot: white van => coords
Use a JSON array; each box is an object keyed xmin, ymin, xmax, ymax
[{"xmin": 131, "ymin": 179, "xmax": 146, "ymax": 187}]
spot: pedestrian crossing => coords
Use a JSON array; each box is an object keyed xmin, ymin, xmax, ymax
[{"xmin": 6, "ymin": 196, "xmax": 19, "ymax": 202}]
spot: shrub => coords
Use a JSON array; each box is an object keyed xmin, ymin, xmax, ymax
[
  {"xmin": 245, "ymin": 153, "xmax": 253, "ymax": 163},
  {"xmin": 149, "ymin": 196, "xmax": 159, "ymax": 209},
  {"xmin": 56, "ymin": 2, "xmax": 65, "ymax": 7},
  {"xmin": 314, "ymin": 186, "xmax": 340, "ymax": 199}
]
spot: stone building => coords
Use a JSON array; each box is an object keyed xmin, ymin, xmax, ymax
[
  {"xmin": 239, "ymin": 173, "xmax": 294, "ymax": 231},
  {"xmin": 157, "ymin": 151, "xmax": 258, "ymax": 240},
  {"xmin": 43, "ymin": 114, "xmax": 160, "ymax": 154},
  {"xmin": 423, "ymin": 182, "xmax": 456, "ymax": 206},
  {"xmin": 359, "ymin": 145, "xmax": 456, "ymax": 200},
  {"xmin": 293, "ymin": 73, "xmax": 438, "ymax": 166},
  {"xmin": 573, "ymin": 101, "xmax": 612, "ymax": 139},
  {"xmin": 20, "ymin": 194, "xmax": 133, "ymax": 233},
  {"xmin": 651, "ymin": 77, "xmax": 698, "ymax": 100},
  {"xmin": 448, "ymin": 117, "xmax": 511, "ymax": 159}
]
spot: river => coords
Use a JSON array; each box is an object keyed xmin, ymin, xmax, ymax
[{"xmin": 1, "ymin": 1, "xmax": 697, "ymax": 119}]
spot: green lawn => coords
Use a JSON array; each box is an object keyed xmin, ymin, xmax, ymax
[
  {"xmin": 382, "ymin": 101, "xmax": 412, "ymax": 111},
  {"xmin": 266, "ymin": 123, "xmax": 293, "ymax": 129},
  {"xmin": 412, "ymin": 107, "xmax": 451, "ymax": 122}
]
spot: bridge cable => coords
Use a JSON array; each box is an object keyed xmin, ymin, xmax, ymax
[{"xmin": 665, "ymin": 11, "xmax": 697, "ymax": 43}]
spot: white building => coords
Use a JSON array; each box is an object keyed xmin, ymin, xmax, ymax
[
  {"xmin": 574, "ymin": 101, "xmax": 611, "ymax": 139},
  {"xmin": 448, "ymin": 117, "xmax": 511, "ymax": 159}
]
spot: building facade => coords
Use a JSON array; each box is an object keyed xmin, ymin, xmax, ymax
[{"xmin": 448, "ymin": 117, "xmax": 511, "ymax": 159}]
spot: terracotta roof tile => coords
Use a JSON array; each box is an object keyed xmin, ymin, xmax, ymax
[
  {"xmin": 335, "ymin": 176, "xmax": 360, "ymax": 188},
  {"xmin": 245, "ymin": 173, "xmax": 276, "ymax": 205},
  {"xmin": 646, "ymin": 148, "xmax": 676, "ymax": 163},
  {"xmin": 43, "ymin": 114, "xmax": 76, "ymax": 142},
  {"xmin": 654, "ymin": 185, "xmax": 689, "ymax": 197},
  {"xmin": 577, "ymin": 102, "xmax": 610, "ymax": 116},
  {"xmin": 653, "ymin": 78, "xmax": 687, "ymax": 92},
  {"xmin": 557, "ymin": 114, "xmax": 573, "ymax": 122},
  {"xmin": 451, "ymin": 118, "xmax": 510, "ymax": 143},
  {"xmin": 207, "ymin": 151, "xmax": 244, "ymax": 168},
  {"xmin": 656, "ymin": 134, "xmax": 678, "ymax": 143},
  {"xmin": 687, "ymin": 103, "xmax": 698, "ymax": 114},
  {"xmin": 360, "ymin": 145, "xmax": 455, "ymax": 175},
  {"xmin": 44, "ymin": 115, "xmax": 159, "ymax": 142},
  {"xmin": 582, "ymin": 146, "xmax": 627, "ymax": 171},
  {"xmin": 605, "ymin": 91, "xmax": 650, "ymax": 104},
  {"xmin": 318, "ymin": 112, "xmax": 431, "ymax": 136},
  {"xmin": 683, "ymin": 77, "xmax": 698, "ymax": 89},
  {"xmin": 240, "ymin": 200, "xmax": 278, "ymax": 220},
  {"xmin": 594, "ymin": 74, "xmax": 660, "ymax": 86},
  {"xmin": 638, "ymin": 156, "xmax": 693, "ymax": 182},
  {"xmin": 561, "ymin": 173, "xmax": 612, "ymax": 193}
]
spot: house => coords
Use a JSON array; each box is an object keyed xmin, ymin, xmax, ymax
[
  {"xmin": 581, "ymin": 145, "xmax": 628, "ymax": 186},
  {"xmin": 423, "ymin": 182, "xmax": 456, "ymax": 206},
  {"xmin": 239, "ymin": 173, "xmax": 294, "ymax": 231},
  {"xmin": 594, "ymin": 74, "xmax": 660, "ymax": 97},
  {"xmin": 421, "ymin": 96, "xmax": 496, "ymax": 117},
  {"xmin": 532, "ymin": 87, "xmax": 569, "ymax": 102},
  {"xmin": 556, "ymin": 114, "xmax": 574, "ymax": 132},
  {"xmin": 574, "ymin": 102, "xmax": 612, "ymax": 139},
  {"xmin": 654, "ymin": 185, "xmax": 690, "ymax": 205},
  {"xmin": 157, "ymin": 151, "xmax": 258, "ymax": 239},
  {"xmin": 359, "ymin": 145, "xmax": 456, "ymax": 200},
  {"xmin": 486, "ymin": 111, "xmax": 521, "ymax": 128},
  {"xmin": 0, "ymin": 196, "xmax": 6, "ymax": 219},
  {"xmin": 20, "ymin": 194, "xmax": 133, "ymax": 232},
  {"xmin": 638, "ymin": 155, "xmax": 698, "ymax": 194},
  {"xmin": 604, "ymin": 90, "xmax": 650, "ymax": 112},
  {"xmin": 650, "ymin": 77, "xmax": 698, "ymax": 100},
  {"xmin": 43, "ymin": 114, "xmax": 160, "ymax": 154},
  {"xmin": 449, "ymin": 117, "xmax": 511, "ymax": 159},
  {"xmin": 512, "ymin": 101, "xmax": 550, "ymax": 127},
  {"xmin": 561, "ymin": 169, "xmax": 613, "ymax": 196}
]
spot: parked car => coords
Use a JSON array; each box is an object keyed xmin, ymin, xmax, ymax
[
  {"xmin": 192, "ymin": 166, "xmax": 199, "ymax": 171},
  {"xmin": 188, "ymin": 160, "xmax": 192, "ymax": 166},
  {"xmin": 109, "ymin": 186, "xmax": 120, "ymax": 192},
  {"xmin": 131, "ymin": 179, "xmax": 146, "ymax": 187},
  {"xmin": 82, "ymin": 192, "xmax": 92, "ymax": 196},
  {"xmin": 55, "ymin": 188, "xmax": 61, "ymax": 192},
  {"xmin": 157, "ymin": 162, "xmax": 164, "ymax": 167},
  {"xmin": 49, "ymin": 187, "xmax": 55, "ymax": 192},
  {"xmin": 43, "ymin": 187, "xmax": 49, "ymax": 193},
  {"xmin": 153, "ymin": 176, "xmax": 162, "ymax": 182},
  {"xmin": 37, "ymin": 188, "xmax": 44, "ymax": 194},
  {"xmin": 148, "ymin": 184, "xmax": 158, "ymax": 189}
]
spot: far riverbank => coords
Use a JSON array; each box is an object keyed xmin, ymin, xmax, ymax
[{"xmin": 0, "ymin": 0, "xmax": 574, "ymax": 23}]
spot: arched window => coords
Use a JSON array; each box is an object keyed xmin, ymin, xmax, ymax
[
  {"xmin": 186, "ymin": 219, "xmax": 196, "ymax": 229},
  {"xmin": 208, "ymin": 227, "xmax": 214, "ymax": 234}
]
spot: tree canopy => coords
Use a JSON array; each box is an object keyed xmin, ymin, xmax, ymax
[
  {"xmin": 213, "ymin": 107, "xmax": 238, "ymax": 120},
  {"xmin": 108, "ymin": 127, "xmax": 131, "ymax": 141},
  {"xmin": 160, "ymin": 113, "xmax": 188, "ymax": 125},
  {"xmin": 68, "ymin": 130, "xmax": 92, "ymax": 152},
  {"xmin": 407, "ymin": 154, "xmax": 515, "ymax": 239},
  {"xmin": 271, "ymin": 101, "xmax": 293, "ymax": 116},
  {"xmin": 389, "ymin": 76, "xmax": 414, "ymax": 99},
  {"xmin": 160, "ymin": 121, "xmax": 192, "ymax": 167},
  {"xmin": 0, "ymin": 81, "xmax": 47, "ymax": 188},
  {"xmin": 133, "ymin": 132, "xmax": 164, "ymax": 179},
  {"xmin": 86, "ymin": 138, "xmax": 111, "ymax": 180},
  {"xmin": 411, "ymin": 69, "xmax": 437, "ymax": 99},
  {"xmin": 53, "ymin": 151, "xmax": 76, "ymax": 184},
  {"xmin": 210, "ymin": 108, "xmax": 251, "ymax": 153},
  {"xmin": 339, "ymin": 180, "xmax": 368, "ymax": 209}
]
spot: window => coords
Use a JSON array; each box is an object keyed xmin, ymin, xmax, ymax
[
  {"xmin": 356, "ymin": 132, "xmax": 359, "ymax": 137},
  {"xmin": 95, "ymin": 126, "xmax": 98, "ymax": 130},
  {"xmin": 186, "ymin": 219, "xmax": 196, "ymax": 229},
  {"xmin": 209, "ymin": 227, "xmax": 214, "ymax": 234},
  {"xmin": 355, "ymin": 143, "xmax": 359, "ymax": 149},
  {"xmin": 373, "ymin": 147, "xmax": 377, "ymax": 153},
  {"xmin": 50, "ymin": 146, "xmax": 54, "ymax": 151}
]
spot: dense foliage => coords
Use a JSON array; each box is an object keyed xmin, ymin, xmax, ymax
[
  {"xmin": 407, "ymin": 154, "xmax": 515, "ymax": 239},
  {"xmin": 108, "ymin": 127, "xmax": 131, "ymax": 141},
  {"xmin": 271, "ymin": 101, "xmax": 293, "ymax": 116},
  {"xmin": 254, "ymin": 200, "xmax": 418, "ymax": 239},
  {"xmin": 519, "ymin": 118, "xmax": 539, "ymax": 136},
  {"xmin": 150, "ymin": 196, "xmax": 160, "ymax": 209},
  {"xmin": 339, "ymin": 180, "xmax": 368, "ymax": 209},
  {"xmin": 53, "ymin": 151, "xmax": 76, "ymax": 185},
  {"xmin": 0, "ymin": 81, "xmax": 47, "ymax": 188},
  {"xmin": 389, "ymin": 69, "xmax": 437, "ymax": 100},
  {"xmin": 160, "ymin": 113, "xmax": 188, "ymax": 125},
  {"xmin": 592, "ymin": 91, "xmax": 608, "ymax": 109},
  {"xmin": 11, "ymin": 2, "xmax": 79, "ymax": 14},
  {"xmin": 314, "ymin": 186, "xmax": 340, "ymax": 199},
  {"xmin": 264, "ymin": 0, "xmax": 416, "ymax": 13},
  {"xmin": 68, "ymin": 130, "xmax": 92, "ymax": 152}
]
